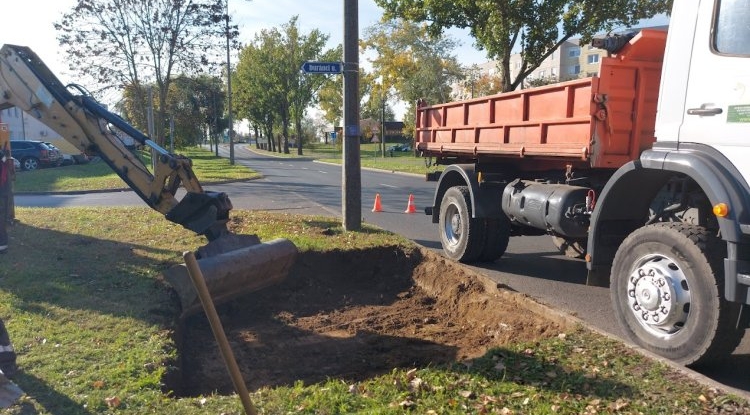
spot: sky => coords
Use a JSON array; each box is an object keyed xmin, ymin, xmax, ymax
[
  {"xmin": 1, "ymin": 1, "xmax": 667, "ymax": 123},
  {"xmin": 0, "ymin": 0, "xmax": 489, "ymax": 86}
]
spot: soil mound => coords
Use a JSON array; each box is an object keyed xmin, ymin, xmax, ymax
[{"xmin": 177, "ymin": 246, "xmax": 567, "ymax": 395}]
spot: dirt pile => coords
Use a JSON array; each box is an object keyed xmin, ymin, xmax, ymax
[{"xmin": 177, "ymin": 246, "xmax": 568, "ymax": 395}]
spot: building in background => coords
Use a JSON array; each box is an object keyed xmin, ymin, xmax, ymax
[
  {"xmin": 0, "ymin": 107, "xmax": 61, "ymax": 142},
  {"xmin": 454, "ymin": 26, "xmax": 668, "ymax": 97}
]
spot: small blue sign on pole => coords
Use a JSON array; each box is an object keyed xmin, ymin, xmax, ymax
[{"xmin": 301, "ymin": 61, "xmax": 343, "ymax": 74}]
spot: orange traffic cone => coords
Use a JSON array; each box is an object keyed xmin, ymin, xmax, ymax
[
  {"xmin": 372, "ymin": 193, "xmax": 383, "ymax": 212},
  {"xmin": 404, "ymin": 194, "xmax": 417, "ymax": 214}
]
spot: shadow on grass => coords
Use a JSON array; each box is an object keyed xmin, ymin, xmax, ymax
[
  {"xmin": 12, "ymin": 372, "xmax": 94, "ymax": 415},
  {"xmin": 2, "ymin": 222, "xmax": 181, "ymax": 323}
]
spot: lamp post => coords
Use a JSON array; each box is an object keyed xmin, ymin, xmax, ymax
[
  {"xmin": 380, "ymin": 86, "xmax": 386, "ymax": 158},
  {"xmin": 225, "ymin": 0, "xmax": 235, "ymax": 165}
]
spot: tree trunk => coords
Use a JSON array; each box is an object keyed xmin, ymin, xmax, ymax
[
  {"xmin": 282, "ymin": 121, "xmax": 290, "ymax": 154},
  {"xmin": 295, "ymin": 118, "xmax": 303, "ymax": 155}
]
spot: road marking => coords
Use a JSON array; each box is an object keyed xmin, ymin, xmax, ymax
[{"xmin": 380, "ymin": 183, "xmax": 397, "ymax": 188}]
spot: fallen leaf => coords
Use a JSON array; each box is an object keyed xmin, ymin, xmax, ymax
[
  {"xmin": 406, "ymin": 368, "xmax": 418, "ymax": 380},
  {"xmin": 104, "ymin": 396, "xmax": 121, "ymax": 408},
  {"xmin": 399, "ymin": 399, "xmax": 415, "ymax": 408},
  {"xmin": 409, "ymin": 377, "xmax": 425, "ymax": 392},
  {"xmin": 92, "ymin": 380, "xmax": 104, "ymax": 389},
  {"xmin": 495, "ymin": 362, "xmax": 506, "ymax": 371},
  {"xmin": 609, "ymin": 398, "xmax": 629, "ymax": 411},
  {"xmin": 698, "ymin": 395, "xmax": 708, "ymax": 403},
  {"xmin": 460, "ymin": 390, "xmax": 475, "ymax": 398},
  {"xmin": 545, "ymin": 371, "xmax": 557, "ymax": 378}
]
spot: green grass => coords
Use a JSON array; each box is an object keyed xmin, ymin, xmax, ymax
[
  {"xmin": 253, "ymin": 142, "xmax": 442, "ymax": 175},
  {"xmin": 1, "ymin": 207, "xmax": 748, "ymax": 414},
  {"xmin": 12, "ymin": 147, "xmax": 259, "ymax": 193}
]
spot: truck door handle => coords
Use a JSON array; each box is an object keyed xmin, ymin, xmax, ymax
[{"xmin": 687, "ymin": 106, "xmax": 723, "ymax": 116}]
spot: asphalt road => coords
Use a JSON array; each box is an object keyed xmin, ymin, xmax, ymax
[{"xmin": 14, "ymin": 144, "xmax": 750, "ymax": 395}]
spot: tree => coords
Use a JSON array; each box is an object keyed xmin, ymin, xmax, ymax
[
  {"xmin": 376, "ymin": 0, "xmax": 671, "ymax": 92},
  {"xmin": 233, "ymin": 28, "xmax": 283, "ymax": 153},
  {"xmin": 361, "ymin": 19, "xmax": 462, "ymax": 135},
  {"xmin": 233, "ymin": 16, "xmax": 337, "ymax": 155},
  {"xmin": 167, "ymin": 75, "xmax": 225, "ymax": 148},
  {"xmin": 55, "ymin": 0, "xmax": 228, "ymax": 145},
  {"xmin": 455, "ymin": 65, "xmax": 503, "ymax": 100},
  {"xmin": 316, "ymin": 69, "xmax": 387, "ymax": 144}
]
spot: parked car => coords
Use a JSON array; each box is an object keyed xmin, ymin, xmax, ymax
[
  {"xmin": 387, "ymin": 144, "xmax": 413, "ymax": 153},
  {"xmin": 43, "ymin": 142, "xmax": 64, "ymax": 160},
  {"xmin": 71, "ymin": 153, "xmax": 90, "ymax": 164},
  {"xmin": 9, "ymin": 140, "xmax": 63, "ymax": 171},
  {"xmin": 61, "ymin": 154, "xmax": 75, "ymax": 166}
]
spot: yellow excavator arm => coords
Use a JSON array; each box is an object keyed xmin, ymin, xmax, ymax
[
  {"xmin": 0, "ymin": 44, "xmax": 297, "ymax": 317},
  {"xmin": 0, "ymin": 44, "xmax": 230, "ymax": 240}
]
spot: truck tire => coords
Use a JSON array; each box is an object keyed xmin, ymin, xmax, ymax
[
  {"xmin": 551, "ymin": 236, "xmax": 586, "ymax": 259},
  {"xmin": 610, "ymin": 222, "xmax": 743, "ymax": 366},
  {"xmin": 479, "ymin": 217, "xmax": 511, "ymax": 262},
  {"xmin": 439, "ymin": 186, "xmax": 485, "ymax": 263}
]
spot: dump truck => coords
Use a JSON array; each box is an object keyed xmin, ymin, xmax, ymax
[
  {"xmin": 0, "ymin": 44, "xmax": 298, "ymax": 317},
  {"xmin": 418, "ymin": 0, "xmax": 750, "ymax": 366}
]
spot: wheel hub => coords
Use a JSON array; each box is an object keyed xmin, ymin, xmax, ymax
[
  {"xmin": 443, "ymin": 204, "xmax": 462, "ymax": 247},
  {"xmin": 627, "ymin": 256, "xmax": 690, "ymax": 337},
  {"xmin": 450, "ymin": 214, "xmax": 461, "ymax": 235}
]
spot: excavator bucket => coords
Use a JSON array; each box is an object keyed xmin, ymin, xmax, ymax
[{"xmin": 162, "ymin": 234, "xmax": 298, "ymax": 317}]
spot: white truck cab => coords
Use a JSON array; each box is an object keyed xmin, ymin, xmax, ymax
[{"xmin": 589, "ymin": 0, "xmax": 750, "ymax": 365}]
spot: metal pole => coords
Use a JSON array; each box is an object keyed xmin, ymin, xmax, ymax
[
  {"xmin": 226, "ymin": 0, "xmax": 235, "ymax": 165},
  {"xmin": 147, "ymin": 87, "xmax": 156, "ymax": 169},
  {"xmin": 342, "ymin": 0, "xmax": 361, "ymax": 231},
  {"xmin": 381, "ymin": 88, "xmax": 385, "ymax": 158}
]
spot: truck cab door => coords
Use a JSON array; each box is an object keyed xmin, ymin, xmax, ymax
[{"xmin": 679, "ymin": 0, "xmax": 750, "ymax": 180}]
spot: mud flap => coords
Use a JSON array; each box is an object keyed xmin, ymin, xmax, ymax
[{"xmin": 163, "ymin": 237, "xmax": 298, "ymax": 317}]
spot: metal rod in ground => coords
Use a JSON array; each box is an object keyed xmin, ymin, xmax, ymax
[{"xmin": 183, "ymin": 251, "xmax": 257, "ymax": 415}]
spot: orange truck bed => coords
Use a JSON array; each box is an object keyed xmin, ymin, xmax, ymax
[{"xmin": 415, "ymin": 30, "xmax": 667, "ymax": 170}]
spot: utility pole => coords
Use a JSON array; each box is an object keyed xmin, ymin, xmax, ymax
[
  {"xmin": 342, "ymin": 0, "xmax": 361, "ymax": 231},
  {"xmin": 226, "ymin": 0, "xmax": 235, "ymax": 165}
]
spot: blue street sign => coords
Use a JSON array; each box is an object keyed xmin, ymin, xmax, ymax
[{"xmin": 301, "ymin": 61, "xmax": 343, "ymax": 74}]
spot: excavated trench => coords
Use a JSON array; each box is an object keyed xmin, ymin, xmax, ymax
[{"xmin": 167, "ymin": 246, "xmax": 567, "ymax": 396}]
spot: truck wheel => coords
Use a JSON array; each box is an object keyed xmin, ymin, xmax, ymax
[
  {"xmin": 439, "ymin": 186, "xmax": 485, "ymax": 263},
  {"xmin": 551, "ymin": 236, "xmax": 586, "ymax": 259},
  {"xmin": 479, "ymin": 217, "xmax": 511, "ymax": 262},
  {"xmin": 610, "ymin": 222, "xmax": 743, "ymax": 366}
]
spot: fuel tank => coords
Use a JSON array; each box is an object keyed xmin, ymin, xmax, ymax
[{"xmin": 501, "ymin": 180, "xmax": 590, "ymax": 238}]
